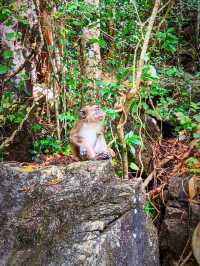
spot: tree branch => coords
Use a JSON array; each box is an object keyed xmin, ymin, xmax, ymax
[
  {"xmin": 116, "ymin": 0, "xmax": 161, "ymax": 179},
  {"xmin": 128, "ymin": 0, "xmax": 161, "ymax": 98}
]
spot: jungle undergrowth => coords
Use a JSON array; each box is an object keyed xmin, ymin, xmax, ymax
[{"xmin": 0, "ymin": 0, "xmax": 200, "ymax": 181}]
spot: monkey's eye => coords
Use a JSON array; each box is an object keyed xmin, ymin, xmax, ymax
[{"xmin": 80, "ymin": 110, "xmax": 86, "ymax": 118}]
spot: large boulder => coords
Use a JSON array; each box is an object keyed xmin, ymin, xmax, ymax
[
  {"xmin": 0, "ymin": 161, "xmax": 159, "ymax": 266},
  {"xmin": 159, "ymin": 175, "xmax": 200, "ymax": 266}
]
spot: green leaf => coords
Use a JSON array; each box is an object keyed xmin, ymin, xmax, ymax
[
  {"xmin": 144, "ymin": 201, "xmax": 156, "ymax": 217},
  {"xmin": 143, "ymin": 53, "xmax": 149, "ymax": 62},
  {"xmin": 167, "ymin": 27, "xmax": 175, "ymax": 33},
  {"xmin": 5, "ymin": 32, "xmax": 15, "ymax": 41},
  {"xmin": 63, "ymin": 145, "xmax": 71, "ymax": 156},
  {"xmin": 32, "ymin": 123, "xmax": 42, "ymax": 134},
  {"xmin": 0, "ymin": 65, "xmax": 9, "ymax": 74},
  {"xmin": 98, "ymin": 38, "xmax": 107, "ymax": 48},
  {"xmin": 193, "ymin": 133, "xmax": 200, "ymax": 139},
  {"xmin": 0, "ymin": 9, "xmax": 12, "ymax": 21},
  {"xmin": 125, "ymin": 132, "xmax": 141, "ymax": 146},
  {"xmin": 106, "ymin": 109, "xmax": 117, "ymax": 120},
  {"xmin": 194, "ymin": 115, "xmax": 200, "ymax": 123},
  {"xmin": 3, "ymin": 49, "xmax": 13, "ymax": 59},
  {"xmin": 130, "ymin": 162, "xmax": 139, "ymax": 171},
  {"xmin": 185, "ymin": 157, "xmax": 198, "ymax": 168},
  {"xmin": 16, "ymin": 31, "xmax": 22, "ymax": 41},
  {"xmin": 58, "ymin": 112, "xmax": 76, "ymax": 123},
  {"xmin": 129, "ymin": 145, "xmax": 136, "ymax": 156}
]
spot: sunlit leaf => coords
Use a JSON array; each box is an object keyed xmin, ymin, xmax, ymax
[
  {"xmin": 194, "ymin": 115, "xmax": 200, "ymax": 123},
  {"xmin": 193, "ymin": 133, "xmax": 200, "ymax": 139},
  {"xmin": 130, "ymin": 162, "xmax": 139, "ymax": 171},
  {"xmin": 129, "ymin": 145, "xmax": 136, "ymax": 156}
]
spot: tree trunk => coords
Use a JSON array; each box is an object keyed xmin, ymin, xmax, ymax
[
  {"xmin": 0, "ymin": 0, "xmax": 38, "ymax": 96},
  {"xmin": 82, "ymin": 0, "xmax": 101, "ymax": 100}
]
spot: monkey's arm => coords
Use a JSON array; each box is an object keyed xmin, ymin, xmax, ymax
[
  {"xmin": 70, "ymin": 122, "xmax": 96, "ymax": 159},
  {"xmin": 94, "ymin": 125, "xmax": 111, "ymax": 160},
  {"xmin": 70, "ymin": 122, "xmax": 83, "ymax": 147},
  {"xmin": 70, "ymin": 124, "xmax": 86, "ymax": 157}
]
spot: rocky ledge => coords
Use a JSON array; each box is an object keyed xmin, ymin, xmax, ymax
[{"xmin": 0, "ymin": 161, "xmax": 159, "ymax": 266}]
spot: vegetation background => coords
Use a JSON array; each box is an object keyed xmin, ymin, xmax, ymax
[{"xmin": 0, "ymin": 0, "xmax": 200, "ymax": 189}]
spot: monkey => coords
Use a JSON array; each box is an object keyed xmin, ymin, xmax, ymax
[
  {"xmin": 192, "ymin": 222, "xmax": 200, "ymax": 265},
  {"xmin": 70, "ymin": 105, "xmax": 111, "ymax": 160}
]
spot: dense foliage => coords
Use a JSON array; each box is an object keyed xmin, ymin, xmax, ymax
[{"xmin": 0, "ymin": 0, "xmax": 200, "ymax": 177}]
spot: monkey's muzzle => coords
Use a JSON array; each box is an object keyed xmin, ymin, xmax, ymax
[{"xmin": 95, "ymin": 111, "xmax": 104, "ymax": 120}]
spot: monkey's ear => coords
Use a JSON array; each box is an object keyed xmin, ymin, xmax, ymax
[{"xmin": 80, "ymin": 109, "xmax": 87, "ymax": 119}]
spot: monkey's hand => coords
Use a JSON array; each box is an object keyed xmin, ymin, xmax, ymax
[{"xmin": 79, "ymin": 145, "xmax": 87, "ymax": 158}]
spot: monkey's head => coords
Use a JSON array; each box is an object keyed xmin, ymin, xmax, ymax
[{"xmin": 80, "ymin": 105, "xmax": 105, "ymax": 122}]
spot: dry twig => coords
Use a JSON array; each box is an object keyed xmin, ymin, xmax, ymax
[{"xmin": 143, "ymin": 156, "xmax": 173, "ymax": 189}]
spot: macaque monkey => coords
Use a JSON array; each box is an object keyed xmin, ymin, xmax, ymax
[
  {"xmin": 70, "ymin": 105, "xmax": 111, "ymax": 160},
  {"xmin": 192, "ymin": 222, "xmax": 200, "ymax": 265}
]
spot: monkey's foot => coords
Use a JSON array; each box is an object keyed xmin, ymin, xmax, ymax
[{"xmin": 95, "ymin": 152, "xmax": 111, "ymax": 160}]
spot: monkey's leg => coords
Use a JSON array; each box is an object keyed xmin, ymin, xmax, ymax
[
  {"xmin": 87, "ymin": 146, "xmax": 96, "ymax": 160},
  {"xmin": 95, "ymin": 152, "xmax": 111, "ymax": 160},
  {"xmin": 80, "ymin": 144, "xmax": 96, "ymax": 160},
  {"xmin": 79, "ymin": 146, "xmax": 87, "ymax": 158}
]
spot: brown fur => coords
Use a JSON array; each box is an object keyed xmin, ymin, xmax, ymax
[{"xmin": 70, "ymin": 105, "xmax": 110, "ymax": 160}]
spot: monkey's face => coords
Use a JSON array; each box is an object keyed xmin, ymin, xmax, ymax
[{"xmin": 80, "ymin": 105, "xmax": 105, "ymax": 122}]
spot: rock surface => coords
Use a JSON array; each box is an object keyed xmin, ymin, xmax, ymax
[
  {"xmin": 159, "ymin": 175, "xmax": 200, "ymax": 266},
  {"xmin": 0, "ymin": 160, "xmax": 159, "ymax": 266}
]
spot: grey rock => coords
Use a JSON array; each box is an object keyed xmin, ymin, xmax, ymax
[
  {"xmin": 159, "ymin": 176, "xmax": 200, "ymax": 266},
  {"xmin": 0, "ymin": 161, "xmax": 159, "ymax": 266}
]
